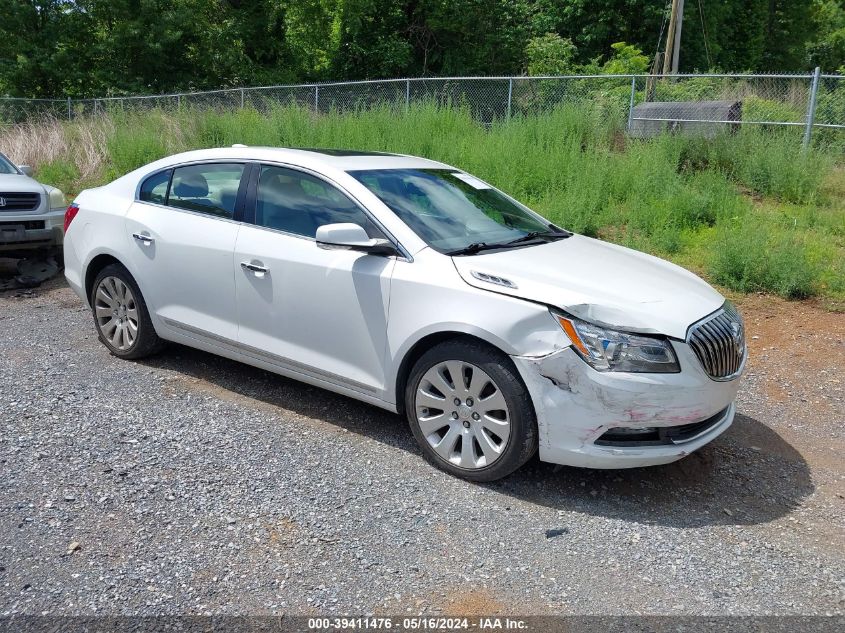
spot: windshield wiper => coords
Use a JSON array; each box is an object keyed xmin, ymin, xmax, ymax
[
  {"xmin": 445, "ymin": 242, "xmax": 502, "ymax": 256},
  {"xmin": 446, "ymin": 228, "xmax": 572, "ymax": 256},
  {"xmin": 504, "ymin": 230, "xmax": 571, "ymax": 246}
]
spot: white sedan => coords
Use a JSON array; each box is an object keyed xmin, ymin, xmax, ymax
[{"xmin": 63, "ymin": 147, "xmax": 745, "ymax": 481}]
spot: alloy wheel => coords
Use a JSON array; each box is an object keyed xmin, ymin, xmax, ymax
[
  {"xmin": 414, "ymin": 360, "xmax": 511, "ymax": 469},
  {"xmin": 94, "ymin": 276, "xmax": 139, "ymax": 351}
]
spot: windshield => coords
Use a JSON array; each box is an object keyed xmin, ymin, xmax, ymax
[
  {"xmin": 348, "ymin": 168, "xmax": 559, "ymax": 253},
  {"xmin": 0, "ymin": 153, "xmax": 19, "ymax": 175}
]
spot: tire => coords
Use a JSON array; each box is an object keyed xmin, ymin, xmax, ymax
[
  {"xmin": 405, "ymin": 339, "xmax": 538, "ymax": 482},
  {"xmin": 90, "ymin": 263, "xmax": 164, "ymax": 359}
]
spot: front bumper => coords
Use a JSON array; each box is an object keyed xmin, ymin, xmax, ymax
[
  {"xmin": 512, "ymin": 344, "xmax": 741, "ymax": 469},
  {"xmin": 0, "ymin": 209, "xmax": 64, "ymax": 252}
]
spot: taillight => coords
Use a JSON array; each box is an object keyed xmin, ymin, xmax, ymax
[{"xmin": 64, "ymin": 203, "xmax": 79, "ymax": 233}]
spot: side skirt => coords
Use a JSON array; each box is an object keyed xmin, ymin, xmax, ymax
[{"xmin": 158, "ymin": 319, "xmax": 399, "ymax": 414}]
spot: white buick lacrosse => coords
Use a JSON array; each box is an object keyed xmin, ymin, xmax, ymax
[{"xmin": 64, "ymin": 147, "xmax": 745, "ymax": 481}]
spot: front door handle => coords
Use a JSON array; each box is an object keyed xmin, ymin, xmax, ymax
[
  {"xmin": 132, "ymin": 232, "xmax": 154, "ymax": 245},
  {"xmin": 241, "ymin": 261, "xmax": 269, "ymax": 275}
]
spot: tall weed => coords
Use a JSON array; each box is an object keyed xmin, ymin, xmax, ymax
[{"xmin": 0, "ymin": 103, "xmax": 840, "ymax": 301}]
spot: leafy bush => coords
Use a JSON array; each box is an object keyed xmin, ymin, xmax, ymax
[
  {"xmin": 601, "ymin": 42, "xmax": 650, "ymax": 75},
  {"xmin": 525, "ymin": 34, "xmax": 578, "ymax": 76}
]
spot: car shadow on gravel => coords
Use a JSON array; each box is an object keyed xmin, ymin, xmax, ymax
[
  {"xmin": 491, "ymin": 413, "xmax": 814, "ymax": 528},
  {"xmin": 139, "ymin": 343, "xmax": 419, "ymax": 451},
  {"xmin": 142, "ymin": 345, "xmax": 812, "ymax": 529}
]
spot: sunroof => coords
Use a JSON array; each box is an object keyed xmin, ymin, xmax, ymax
[{"xmin": 295, "ymin": 148, "xmax": 399, "ymax": 157}]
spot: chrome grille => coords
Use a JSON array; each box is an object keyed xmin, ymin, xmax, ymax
[
  {"xmin": 687, "ymin": 303, "xmax": 746, "ymax": 380},
  {"xmin": 0, "ymin": 192, "xmax": 41, "ymax": 211}
]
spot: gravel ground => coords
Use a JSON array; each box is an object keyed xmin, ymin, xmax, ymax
[{"xmin": 1, "ymin": 277, "xmax": 844, "ymax": 616}]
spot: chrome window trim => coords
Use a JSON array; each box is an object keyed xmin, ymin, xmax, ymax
[
  {"xmin": 134, "ymin": 159, "xmax": 248, "ymax": 203},
  {"xmin": 133, "ymin": 158, "xmax": 412, "ymax": 262},
  {"xmin": 132, "ymin": 199, "xmax": 245, "ymax": 226}
]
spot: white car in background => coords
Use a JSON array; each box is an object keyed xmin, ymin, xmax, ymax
[
  {"xmin": 0, "ymin": 151, "xmax": 66, "ymax": 256},
  {"xmin": 63, "ymin": 147, "xmax": 746, "ymax": 481}
]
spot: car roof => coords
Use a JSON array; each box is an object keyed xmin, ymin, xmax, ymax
[
  {"xmin": 139, "ymin": 146, "xmax": 453, "ymax": 173},
  {"xmin": 105, "ymin": 145, "xmax": 458, "ymax": 200}
]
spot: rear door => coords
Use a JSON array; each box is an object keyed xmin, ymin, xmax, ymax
[
  {"xmin": 125, "ymin": 161, "xmax": 249, "ymax": 342},
  {"xmin": 233, "ymin": 164, "xmax": 396, "ymax": 396}
]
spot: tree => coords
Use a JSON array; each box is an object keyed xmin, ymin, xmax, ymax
[
  {"xmin": 761, "ymin": 0, "xmax": 816, "ymax": 70},
  {"xmin": 525, "ymin": 33, "xmax": 577, "ymax": 76},
  {"xmin": 807, "ymin": 0, "xmax": 845, "ymax": 71},
  {"xmin": 601, "ymin": 41, "xmax": 650, "ymax": 74},
  {"xmin": 333, "ymin": 0, "xmax": 412, "ymax": 79},
  {"xmin": 0, "ymin": 0, "xmax": 76, "ymax": 97},
  {"xmin": 0, "ymin": 0, "xmax": 835, "ymax": 98},
  {"xmin": 404, "ymin": 0, "xmax": 533, "ymax": 76},
  {"xmin": 527, "ymin": 0, "xmax": 666, "ymax": 69}
]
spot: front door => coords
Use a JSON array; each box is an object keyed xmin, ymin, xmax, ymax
[{"xmin": 234, "ymin": 164, "xmax": 396, "ymax": 396}]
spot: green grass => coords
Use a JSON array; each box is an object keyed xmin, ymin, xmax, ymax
[
  {"xmin": 35, "ymin": 158, "xmax": 80, "ymax": 195},
  {"xmin": 19, "ymin": 103, "xmax": 845, "ymax": 307}
]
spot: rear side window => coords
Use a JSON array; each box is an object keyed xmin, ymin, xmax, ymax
[
  {"xmin": 168, "ymin": 163, "xmax": 244, "ymax": 219},
  {"xmin": 139, "ymin": 170, "xmax": 171, "ymax": 204}
]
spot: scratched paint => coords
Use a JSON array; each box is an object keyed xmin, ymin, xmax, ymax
[{"xmin": 511, "ymin": 345, "xmax": 741, "ymax": 469}]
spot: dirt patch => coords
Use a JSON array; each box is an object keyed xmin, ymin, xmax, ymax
[
  {"xmin": 731, "ymin": 294, "xmax": 845, "ymax": 555},
  {"xmin": 265, "ymin": 517, "xmax": 303, "ymax": 549},
  {"xmin": 737, "ymin": 293, "xmax": 844, "ymax": 417}
]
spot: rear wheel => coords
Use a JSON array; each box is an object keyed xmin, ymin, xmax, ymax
[
  {"xmin": 90, "ymin": 263, "xmax": 163, "ymax": 359},
  {"xmin": 405, "ymin": 339, "xmax": 537, "ymax": 482}
]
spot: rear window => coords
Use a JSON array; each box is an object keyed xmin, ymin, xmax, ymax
[{"xmin": 139, "ymin": 170, "xmax": 171, "ymax": 204}]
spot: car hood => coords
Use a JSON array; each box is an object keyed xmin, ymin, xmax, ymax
[
  {"xmin": 0, "ymin": 172, "xmax": 47, "ymax": 193},
  {"xmin": 451, "ymin": 235, "xmax": 724, "ymax": 340}
]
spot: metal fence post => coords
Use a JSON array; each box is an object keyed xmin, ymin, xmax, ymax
[
  {"xmin": 67, "ymin": 96, "xmax": 72, "ymax": 120},
  {"xmin": 405, "ymin": 79, "xmax": 410, "ymax": 113},
  {"xmin": 240, "ymin": 88, "xmax": 245, "ymax": 109},
  {"xmin": 627, "ymin": 76, "xmax": 637, "ymax": 132},
  {"xmin": 803, "ymin": 67, "xmax": 821, "ymax": 149},
  {"xmin": 506, "ymin": 77, "xmax": 513, "ymax": 121},
  {"xmin": 314, "ymin": 85, "xmax": 319, "ymax": 113}
]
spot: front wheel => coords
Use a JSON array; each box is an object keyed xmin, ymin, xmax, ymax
[{"xmin": 405, "ymin": 339, "xmax": 538, "ymax": 482}]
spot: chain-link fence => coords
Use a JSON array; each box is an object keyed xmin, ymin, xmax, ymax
[{"xmin": 2, "ymin": 71, "xmax": 843, "ymax": 146}]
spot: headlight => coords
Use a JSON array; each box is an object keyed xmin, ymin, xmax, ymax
[
  {"xmin": 48, "ymin": 188, "xmax": 66, "ymax": 210},
  {"xmin": 554, "ymin": 312, "xmax": 680, "ymax": 373}
]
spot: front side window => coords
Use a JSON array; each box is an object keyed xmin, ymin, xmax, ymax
[
  {"xmin": 348, "ymin": 169, "xmax": 557, "ymax": 253},
  {"xmin": 255, "ymin": 165, "xmax": 378, "ymax": 238},
  {"xmin": 168, "ymin": 163, "xmax": 244, "ymax": 219},
  {"xmin": 139, "ymin": 169, "xmax": 171, "ymax": 204}
]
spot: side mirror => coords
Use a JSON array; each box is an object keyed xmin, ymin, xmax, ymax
[
  {"xmin": 18, "ymin": 165, "xmax": 33, "ymax": 177},
  {"xmin": 315, "ymin": 223, "xmax": 398, "ymax": 256}
]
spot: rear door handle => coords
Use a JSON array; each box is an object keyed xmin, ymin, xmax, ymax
[
  {"xmin": 132, "ymin": 232, "xmax": 154, "ymax": 245},
  {"xmin": 241, "ymin": 261, "xmax": 269, "ymax": 275}
]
